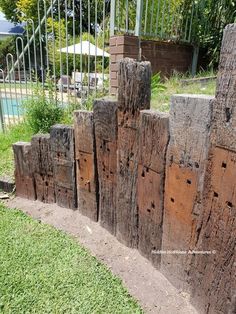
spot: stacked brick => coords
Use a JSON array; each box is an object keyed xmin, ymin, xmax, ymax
[{"xmin": 109, "ymin": 36, "xmax": 139, "ymax": 95}]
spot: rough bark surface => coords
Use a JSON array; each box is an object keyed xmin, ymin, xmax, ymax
[
  {"xmin": 13, "ymin": 142, "xmax": 36, "ymax": 200},
  {"xmin": 137, "ymin": 110, "xmax": 169, "ymax": 268},
  {"xmin": 31, "ymin": 135, "xmax": 55, "ymax": 203},
  {"xmin": 94, "ymin": 100, "xmax": 118, "ymax": 234},
  {"xmin": 74, "ymin": 111, "xmax": 98, "ymax": 221},
  {"xmin": 189, "ymin": 24, "xmax": 236, "ymax": 314},
  {"xmin": 50, "ymin": 125, "xmax": 77, "ymax": 209},
  {"xmin": 116, "ymin": 58, "xmax": 151, "ymax": 247},
  {"xmin": 161, "ymin": 94, "xmax": 213, "ymax": 290}
]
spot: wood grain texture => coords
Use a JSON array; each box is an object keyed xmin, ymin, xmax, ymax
[
  {"xmin": 188, "ymin": 24, "xmax": 236, "ymax": 314},
  {"xmin": 161, "ymin": 94, "xmax": 213, "ymax": 291},
  {"xmin": 13, "ymin": 142, "xmax": 36, "ymax": 200},
  {"xmin": 137, "ymin": 110, "xmax": 169, "ymax": 268},
  {"xmin": 31, "ymin": 135, "xmax": 55, "ymax": 203},
  {"xmin": 50, "ymin": 125, "xmax": 77, "ymax": 209},
  {"xmin": 94, "ymin": 99, "xmax": 118, "ymax": 235},
  {"xmin": 74, "ymin": 111, "xmax": 98, "ymax": 221},
  {"xmin": 116, "ymin": 58, "xmax": 151, "ymax": 247}
]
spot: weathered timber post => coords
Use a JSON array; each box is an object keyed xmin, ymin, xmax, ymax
[
  {"xmin": 13, "ymin": 142, "xmax": 36, "ymax": 200},
  {"xmin": 31, "ymin": 135, "xmax": 55, "ymax": 203},
  {"xmin": 189, "ymin": 24, "xmax": 236, "ymax": 314},
  {"xmin": 137, "ymin": 110, "xmax": 169, "ymax": 268},
  {"xmin": 161, "ymin": 94, "xmax": 213, "ymax": 290},
  {"xmin": 116, "ymin": 58, "xmax": 151, "ymax": 247},
  {"xmin": 94, "ymin": 100, "xmax": 118, "ymax": 234},
  {"xmin": 74, "ymin": 111, "xmax": 98, "ymax": 221},
  {"xmin": 50, "ymin": 125, "xmax": 77, "ymax": 209}
]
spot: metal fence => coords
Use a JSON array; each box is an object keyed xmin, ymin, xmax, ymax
[
  {"xmin": 110, "ymin": 0, "xmax": 196, "ymax": 43},
  {"xmin": 0, "ymin": 0, "xmax": 110, "ymax": 131}
]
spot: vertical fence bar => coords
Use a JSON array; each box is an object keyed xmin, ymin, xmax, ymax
[
  {"xmin": 135, "ymin": 0, "xmax": 143, "ymax": 36},
  {"xmin": 161, "ymin": 0, "xmax": 167, "ymax": 38},
  {"xmin": 125, "ymin": 0, "xmax": 129, "ymax": 33},
  {"xmin": 144, "ymin": 0, "xmax": 149, "ymax": 35},
  {"xmin": 94, "ymin": 0, "xmax": 98, "ymax": 96},
  {"xmin": 110, "ymin": 0, "xmax": 116, "ymax": 36},
  {"xmin": 0, "ymin": 69, "xmax": 10, "ymax": 126},
  {"xmin": 57, "ymin": 0, "xmax": 63, "ymax": 105},
  {"xmin": 87, "ymin": 0, "xmax": 91, "ymax": 94},
  {"xmin": 0, "ymin": 99, "xmax": 4, "ymax": 133},
  {"xmin": 38, "ymin": 0, "xmax": 44, "ymax": 85},
  {"xmin": 6, "ymin": 54, "xmax": 15, "ymax": 124},
  {"xmin": 155, "ymin": 0, "xmax": 161, "ymax": 36},
  {"xmin": 102, "ymin": 0, "xmax": 106, "ymax": 92},
  {"xmin": 150, "ymin": 0, "xmax": 155, "ymax": 35}
]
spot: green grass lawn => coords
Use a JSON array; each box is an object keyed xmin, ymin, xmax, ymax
[
  {"xmin": 151, "ymin": 76, "xmax": 216, "ymax": 112},
  {"xmin": 0, "ymin": 203, "xmax": 143, "ymax": 313},
  {"xmin": 0, "ymin": 123, "xmax": 33, "ymax": 179}
]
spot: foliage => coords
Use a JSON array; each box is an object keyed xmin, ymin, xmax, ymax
[
  {"xmin": 0, "ymin": 204, "xmax": 143, "ymax": 313},
  {"xmin": 151, "ymin": 73, "xmax": 167, "ymax": 97},
  {"xmin": 181, "ymin": 0, "xmax": 236, "ymax": 67},
  {"xmin": 0, "ymin": 37, "xmax": 16, "ymax": 70},
  {"xmin": 151, "ymin": 71, "xmax": 216, "ymax": 112},
  {"xmin": 0, "ymin": 122, "xmax": 33, "ymax": 178},
  {"xmin": 24, "ymin": 81, "xmax": 63, "ymax": 134}
]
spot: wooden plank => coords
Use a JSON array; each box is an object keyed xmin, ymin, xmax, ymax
[
  {"xmin": 161, "ymin": 94, "xmax": 213, "ymax": 290},
  {"xmin": 188, "ymin": 25, "xmax": 236, "ymax": 314},
  {"xmin": 94, "ymin": 99, "xmax": 118, "ymax": 235},
  {"xmin": 116, "ymin": 58, "xmax": 151, "ymax": 247},
  {"xmin": 137, "ymin": 110, "xmax": 169, "ymax": 268},
  {"xmin": 31, "ymin": 135, "xmax": 55, "ymax": 203},
  {"xmin": 50, "ymin": 125, "xmax": 77, "ymax": 209},
  {"xmin": 13, "ymin": 142, "xmax": 36, "ymax": 200},
  {"xmin": 74, "ymin": 111, "xmax": 98, "ymax": 221}
]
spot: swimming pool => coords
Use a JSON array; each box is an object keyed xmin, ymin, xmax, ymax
[{"xmin": 0, "ymin": 97, "xmax": 24, "ymax": 116}]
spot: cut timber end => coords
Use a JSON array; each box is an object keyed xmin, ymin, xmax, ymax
[{"xmin": 118, "ymin": 58, "xmax": 151, "ymax": 113}]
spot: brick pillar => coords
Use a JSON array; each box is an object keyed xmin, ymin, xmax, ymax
[{"xmin": 109, "ymin": 35, "xmax": 139, "ymax": 95}]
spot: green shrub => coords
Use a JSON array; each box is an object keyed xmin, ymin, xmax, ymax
[
  {"xmin": 24, "ymin": 85, "xmax": 63, "ymax": 134},
  {"xmin": 151, "ymin": 73, "xmax": 167, "ymax": 97}
]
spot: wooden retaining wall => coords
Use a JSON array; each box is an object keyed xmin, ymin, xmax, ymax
[{"xmin": 13, "ymin": 24, "xmax": 236, "ymax": 314}]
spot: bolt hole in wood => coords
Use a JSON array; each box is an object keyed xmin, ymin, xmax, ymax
[
  {"xmin": 141, "ymin": 170, "xmax": 145, "ymax": 177},
  {"xmin": 227, "ymin": 201, "xmax": 233, "ymax": 208},
  {"xmin": 222, "ymin": 162, "xmax": 227, "ymax": 168},
  {"xmin": 147, "ymin": 209, "xmax": 151, "ymax": 213},
  {"xmin": 187, "ymin": 179, "xmax": 192, "ymax": 185},
  {"xmin": 225, "ymin": 107, "xmax": 231, "ymax": 122},
  {"xmin": 151, "ymin": 202, "xmax": 155, "ymax": 209},
  {"xmin": 195, "ymin": 162, "xmax": 199, "ymax": 168},
  {"xmin": 171, "ymin": 197, "xmax": 175, "ymax": 203},
  {"xmin": 214, "ymin": 192, "xmax": 219, "ymax": 198}
]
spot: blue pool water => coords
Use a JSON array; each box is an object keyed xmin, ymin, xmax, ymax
[{"xmin": 0, "ymin": 97, "xmax": 24, "ymax": 116}]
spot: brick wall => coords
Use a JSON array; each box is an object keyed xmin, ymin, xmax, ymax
[{"xmin": 109, "ymin": 35, "xmax": 193, "ymax": 95}]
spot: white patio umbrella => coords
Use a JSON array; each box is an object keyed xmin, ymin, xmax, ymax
[{"xmin": 58, "ymin": 40, "xmax": 110, "ymax": 57}]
